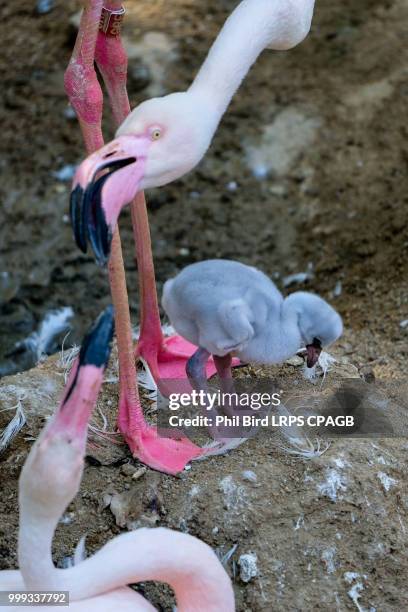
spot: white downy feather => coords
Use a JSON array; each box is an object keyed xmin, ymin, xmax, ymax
[
  {"xmin": 0, "ymin": 388, "xmax": 27, "ymax": 453},
  {"xmin": 274, "ymin": 403, "xmax": 330, "ymax": 458},
  {"xmin": 303, "ymin": 350, "xmax": 336, "ymax": 382}
]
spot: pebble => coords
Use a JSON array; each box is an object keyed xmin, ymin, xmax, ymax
[
  {"xmin": 121, "ymin": 463, "xmax": 136, "ymax": 477},
  {"xmin": 285, "ymin": 355, "xmax": 304, "ymax": 367},
  {"xmin": 36, "ymin": 0, "xmax": 54, "ymax": 14},
  {"xmin": 239, "ymin": 552, "xmax": 259, "ymax": 582},
  {"xmin": 53, "ymin": 164, "xmax": 76, "ymax": 182},
  {"xmin": 120, "ymin": 463, "xmax": 147, "ymax": 480},
  {"xmin": 252, "ymin": 165, "xmax": 268, "ymax": 179},
  {"xmin": 132, "ymin": 467, "xmax": 147, "ymax": 480},
  {"xmin": 269, "ymin": 184, "xmax": 288, "ymax": 196},
  {"xmin": 242, "ymin": 470, "xmax": 257, "ymax": 483},
  {"xmin": 226, "ymin": 181, "xmax": 238, "ymax": 191},
  {"xmin": 63, "ymin": 106, "xmax": 77, "ymax": 120},
  {"xmin": 333, "ymin": 281, "xmax": 342, "ymax": 298}
]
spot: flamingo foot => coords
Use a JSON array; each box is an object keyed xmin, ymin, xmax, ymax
[
  {"xmin": 124, "ymin": 427, "xmax": 204, "ymax": 475},
  {"xmin": 117, "ymin": 393, "xmax": 203, "ymax": 475},
  {"xmin": 136, "ymin": 333, "xmax": 240, "ymax": 393}
]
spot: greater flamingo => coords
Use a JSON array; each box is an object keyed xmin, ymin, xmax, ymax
[
  {"xmin": 67, "ymin": 0, "xmax": 316, "ymax": 473},
  {"xmin": 0, "ymin": 308, "xmax": 235, "ymax": 611},
  {"xmin": 163, "ymin": 259, "xmax": 343, "ymax": 396}
]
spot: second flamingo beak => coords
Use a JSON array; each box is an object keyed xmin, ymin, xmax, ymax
[
  {"xmin": 70, "ymin": 135, "xmax": 151, "ymax": 266},
  {"xmin": 50, "ymin": 306, "xmax": 115, "ymax": 441}
]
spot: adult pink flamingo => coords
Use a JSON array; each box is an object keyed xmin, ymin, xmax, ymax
[
  {"xmin": 0, "ymin": 308, "xmax": 235, "ymax": 611},
  {"xmin": 66, "ymin": 0, "xmax": 316, "ymax": 473}
]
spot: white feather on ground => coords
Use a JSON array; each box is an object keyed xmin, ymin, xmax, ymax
[
  {"xmin": 0, "ymin": 386, "xmax": 27, "ymax": 453},
  {"xmin": 13, "ymin": 307, "xmax": 74, "ymax": 363},
  {"xmin": 272, "ymin": 403, "xmax": 330, "ymax": 459},
  {"xmin": 303, "ymin": 350, "xmax": 337, "ymax": 382}
]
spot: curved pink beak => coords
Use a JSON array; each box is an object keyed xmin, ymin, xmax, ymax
[{"xmin": 70, "ymin": 135, "xmax": 150, "ymax": 265}]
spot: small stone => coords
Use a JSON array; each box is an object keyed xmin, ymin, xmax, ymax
[
  {"xmin": 63, "ymin": 106, "xmax": 77, "ymax": 120},
  {"xmin": 269, "ymin": 184, "xmax": 288, "ymax": 196},
  {"xmin": 53, "ymin": 164, "xmax": 76, "ymax": 182},
  {"xmin": 121, "ymin": 463, "xmax": 140, "ymax": 478},
  {"xmin": 333, "ymin": 281, "xmax": 342, "ymax": 298},
  {"xmin": 242, "ymin": 470, "xmax": 257, "ymax": 483},
  {"xmin": 36, "ymin": 0, "xmax": 54, "ymax": 15},
  {"xmin": 132, "ymin": 467, "xmax": 147, "ymax": 480},
  {"xmin": 59, "ymin": 512, "xmax": 74, "ymax": 525},
  {"xmin": 239, "ymin": 552, "xmax": 258, "ymax": 583},
  {"xmin": 285, "ymin": 355, "xmax": 304, "ymax": 367},
  {"xmin": 101, "ymin": 493, "xmax": 113, "ymax": 510}
]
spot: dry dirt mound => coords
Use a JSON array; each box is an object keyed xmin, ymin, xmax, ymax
[{"xmin": 1, "ymin": 349, "xmax": 407, "ymax": 611}]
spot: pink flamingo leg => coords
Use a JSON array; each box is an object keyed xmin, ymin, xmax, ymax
[
  {"xmin": 93, "ymin": 3, "xmax": 220, "ymax": 387},
  {"xmin": 130, "ymin": 190, "xmax": 219, "ymax": 384},
  {"xmin": 65, "ymin": 0, "xmax": 203, "ymax": 474}
]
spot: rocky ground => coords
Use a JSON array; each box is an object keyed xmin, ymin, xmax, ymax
[{"xmin": 1, "ymin": 0, "xmax": 408, "ymax": 610}]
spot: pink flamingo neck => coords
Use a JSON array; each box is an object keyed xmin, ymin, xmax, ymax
[
  {"xmin": 189, "ymin": 0, "xmax": 315, "ymax": 116},
  {"xmin": 63, "ymin": 528, "xmax": 234, "ymax": 611},
  {"xmin": 20, "ymin": 516, "xmax": 233, "ymax": 611}
]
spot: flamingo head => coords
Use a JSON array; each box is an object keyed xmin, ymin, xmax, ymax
[
  {"xmin": 19, "ymin": 307, "xmax": 114, "ymax": 517},
  {"xmin": 287, "ymin": 292, "xmax": 343, "ymax": 367},
  {"xmin": 70, "ymin": 91, "xmax": 216, "ymax": 265}
]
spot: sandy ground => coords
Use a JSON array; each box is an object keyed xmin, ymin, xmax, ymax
[{"xmin": 1, "ymin": 0, "xmax": 408, "ymax": 610}]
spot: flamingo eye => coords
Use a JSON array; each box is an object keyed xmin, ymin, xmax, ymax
[{"xmin": 150, "ymin": 128, "xmax": 162, "ymax": 141}]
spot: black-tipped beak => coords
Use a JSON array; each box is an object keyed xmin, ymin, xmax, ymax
[
  {"xmin": 79, "ymin": 305, "xmax": 115, "ymax": 368},
  {"xmin": 70, "ymin": 157, "xmax": 136, "ymax": 266},
  {"xmin": 62, "ymin": 306, "xmax": 115, "ymax": 408},
  {"xmin": 305, "ymin": 338, "xmax": 322, "ymax": 368}
]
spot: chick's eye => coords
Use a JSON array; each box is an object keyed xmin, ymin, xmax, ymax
[{"xmin": 151, "ymin": 128, "xmax": 162, "ymax": 141}]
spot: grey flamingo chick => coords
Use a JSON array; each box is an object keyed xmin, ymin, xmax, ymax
[{"xmin": 163, "ymin": 260, "xmax": 343, "ymax": 395}]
